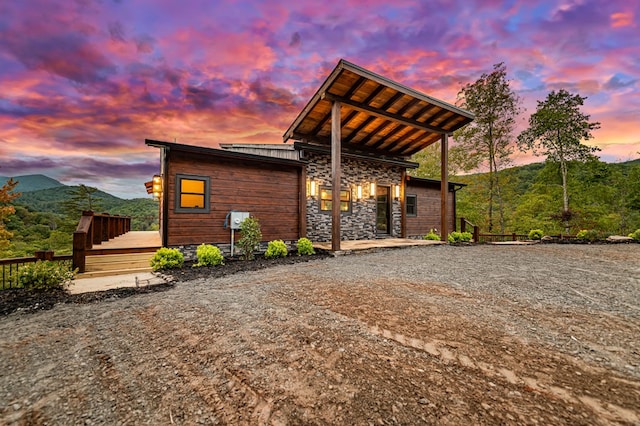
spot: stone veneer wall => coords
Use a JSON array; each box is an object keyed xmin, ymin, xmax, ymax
[{"xmin": 305, "ymin": 152, "xmax": 403, "ymax": 241}]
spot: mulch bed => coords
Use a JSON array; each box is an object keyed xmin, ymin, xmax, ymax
[{"xmin": 0, "ymin": 253, "xmax": 330, "ymax": 317}]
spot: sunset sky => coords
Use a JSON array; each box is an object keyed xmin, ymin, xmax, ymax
[{"xmin": 1, "ymin": 0, "xmax": 638, "ymax": 199}]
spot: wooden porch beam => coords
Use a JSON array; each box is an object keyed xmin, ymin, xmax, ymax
[
  {"xmin": 440, "ymin": 134, "xmax": 449, "ymax": 241},
  {"xmin": 322, "ymin": 93, "xmax": 447, "ymax": 135},
  {"xmin": 331, "ymin": 101, "xmax": 342, "ymax": 251}
]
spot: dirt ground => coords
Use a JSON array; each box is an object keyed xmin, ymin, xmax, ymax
[{"xmin": 1, "ymin": 243, "xmax": 639, "ymax": 425}]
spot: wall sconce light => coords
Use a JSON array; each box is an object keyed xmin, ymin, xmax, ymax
[
  {"xmin": 356, "ymin": 184, "xmax": 363, "ymax": 201},
  {"xmin": 307, "ymin": 179, "xmax": 317, "ymax": 198},
  {"xmin": 369, "ymin": 182, "xmax": 376, "ymax": 198},
  {"xmin": 152, "ymin": 175, "xmax": 163, "ymax": 199},
  {"xmin": 394, "ymin": 184, "xmax": 401, "ymax": 200}
]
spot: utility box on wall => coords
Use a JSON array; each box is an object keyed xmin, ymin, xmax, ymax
[{"xmin": 229, "ymin": 211, "xmax": 250, "ymax": 230}]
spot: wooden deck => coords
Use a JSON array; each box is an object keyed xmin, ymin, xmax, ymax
[
  {"xmin": 92, "ymin": 231, "xmax": 161, "ymax": 249},
  {"xmin": 313, "ymin": 238, "xmax": 445, "ymax": 252}
]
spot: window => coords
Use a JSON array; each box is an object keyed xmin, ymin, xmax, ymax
[
  {"xmin": 319, "ymin": 187, "xmax": 351, "ymax": 212},
  {"xmin": 175, "ymin": 174, "xmax": 210, "ymax": 213},
  {"xmin": 406, "ymin": 194, "xmax": 417, "ymax": 216}
]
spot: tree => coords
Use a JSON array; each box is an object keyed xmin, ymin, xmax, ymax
[
  {"xmin": 0, "ymin": 178, "xmax": 20, "ymax": 251},
  {"xmin": 409, "ymin": 142, "xmax": 471, "ymax": 179},
  {"xmin": 453, "ymin": 63, "xmax": 522, "ymax": 232},
  {"xmin": 61, "ymin": 184, "xmax": 103, "ymax": 230},
  {"xmin": 517, "ymin": 89, "xmax": 601, "ymax": 234}
]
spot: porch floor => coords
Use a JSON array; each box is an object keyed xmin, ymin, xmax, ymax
[
  {"xmin": 313, "ymin": 238, "xmax": 445, "ymax": 252},
  {"xmin": 92, "ymin": 231, "xmax": 161, "ymax": 249}
]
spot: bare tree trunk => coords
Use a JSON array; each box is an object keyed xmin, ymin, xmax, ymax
[
  {"xmin": 487, "ymin": 129, "xmax": 495, "ymax": 232},
  {"xmin": 557, "ymin": 130, "xmax": 570, "ymax": 235},
  {"xmin": 560, "ymin": 158, "xmax": 570, "ymax": 234},
  {"xmin": 493, "ymin": 155, "xmax": 505, "ymax": 233}
]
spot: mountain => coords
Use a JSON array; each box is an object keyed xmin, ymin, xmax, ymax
[
  {"xmin": 11, "ymin": 184, "xmax": 158, "ymax": 232},
  {"xmin": 15, "ymin": 186, "xmax": 122, "ymax": 214},
  {"xmin": 0, "ymin": 174, "xmax": 66, "ymax": 192}
]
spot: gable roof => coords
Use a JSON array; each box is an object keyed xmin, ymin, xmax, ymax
[{"xmin": 283, "ymin": 59, "xmax": 474, "ymax": 158}]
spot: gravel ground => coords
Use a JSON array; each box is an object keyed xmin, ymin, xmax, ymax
[{"xmin": 1, "ymin": 243, "xmax": 639, "ymax": 425}]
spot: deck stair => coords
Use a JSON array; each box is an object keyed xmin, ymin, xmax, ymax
[
  {"xmin": 74, "ymin": 230, "xmax": 161, "ymax": 278},
  {"xmin": 77, "ymin": 252, "xmax": 155, "ymax": 279}
]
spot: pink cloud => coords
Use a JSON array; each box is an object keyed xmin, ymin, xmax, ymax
[{"xmin": 610, "ymin": 11, "xmax": 634, "ymax": 28}]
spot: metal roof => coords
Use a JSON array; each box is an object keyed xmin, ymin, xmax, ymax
[
  {"xmin": 145, "ymin": 139, "xmax": 304, "ymax": 167},
  {"xmin": 283, "ymin": 59, "xmax": 474, "ymax": 158}
]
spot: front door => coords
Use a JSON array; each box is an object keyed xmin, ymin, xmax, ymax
[{"xmin": 376, "ymin": 186, "xmax": 391, "ymax": 234}]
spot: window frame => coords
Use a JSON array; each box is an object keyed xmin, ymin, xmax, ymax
[
  {"xmin": 175, "ymin": 173, "xmax": 210, "ymax": 213},
  {"xmin": 405, "ymin": 194, "xmax": 417, "ymax": 217},
  {"xmin": 319, "ymin": 186, "xmax": 352, "ymax": 214}
]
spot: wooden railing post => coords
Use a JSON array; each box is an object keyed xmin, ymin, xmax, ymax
[
  {"xmin": 460, "ymin": 217, "xmax": 467, "ymax": 233},
  {"xmin": 73, "ymin": 231, "xmax": 86, "ymax": 273},
  {"xmin": 473, "ymin": 225, "xmax": 479, "ymax": 243},
  {"xmin": 73, "ymin": 211, "xmax": 95, "ymax": 273},
  {"xmin": 101, "ymin": 213, "xmax": 109, "ymax": 242}
]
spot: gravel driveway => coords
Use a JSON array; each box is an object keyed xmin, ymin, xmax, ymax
[{"xmin": 1, "ymin": 243, "xmax": 639, "ymax": 425}]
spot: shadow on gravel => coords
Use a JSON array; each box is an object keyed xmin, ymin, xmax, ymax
[{"xmin": 0, "ymin": 253, "xmax": 330, "ymax": 317}]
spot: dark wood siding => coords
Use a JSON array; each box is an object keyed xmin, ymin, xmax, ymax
[
  {"xmin": 405, "ymin": 181, "xmax": 456, "ymax": 238},
  {"xmin": 166, "ymin": 151, "xmax": 302, "ymax": 246}
]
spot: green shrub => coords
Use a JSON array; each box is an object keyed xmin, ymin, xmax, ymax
[
  {"xmin": 576, "ymin": 229, "xmax": 600, "ymax": 242},
  {"xmin": 447, "ymin": 231, "xmax": 473, "ymax": 243},
  {"xmin": 296, "ymin": 237, "xmax": 315, "ymax": 255},
  {"xmin": 528, "ymin": 229, "xmax": 544, "ymax": 240},
  {"xmin": 19, "ymin": 261, "xmax": 77, "ymax": 291},
  {"xmin": 629, "ymin": 229, "xmax": 640, "ymax": 241},
  {"xmin": 194, "ymin": 244, "xmax": 224, "ymax": 267},
  {"xmin": 265, "ymin": 240, "xmax": 288, "ymax": 259},
  {"xmin": 150, "ymin": 247, "xmax": 184, "ymax": 271},
  {"xmin": 237, "ymin": 217, "xmax": 262, "ymax": 260},
  {"xmin": 423, "ymin": 229, "xmax": 441, "ymax": 241}
]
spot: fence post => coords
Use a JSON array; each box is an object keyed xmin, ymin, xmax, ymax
[
  {"xmin": 460, "ymin": 218, "xmax": 466, "ymax": 233},
  {"xmin": 512, "ymin": 232, "xmax": 517, "ymax": 241},
  {"xmin": 473, "ymin": 226, "xmax": 479, "ymax": 243}
]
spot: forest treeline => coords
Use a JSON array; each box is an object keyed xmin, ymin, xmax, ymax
[{"xmin": 454, "ymin": 159, "xmax": 640, "ymax": 236}]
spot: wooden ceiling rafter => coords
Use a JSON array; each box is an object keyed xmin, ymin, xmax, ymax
[
  {"xmin": 344, "ymin": 115, "xmax": 377, "ymax": 143},
  {"xmin": 355, "ymin": 119, "xmax": 394, "ymax": 147},
  {"xmin": 323, "ymin": 93, "xmax": 448, "ymax": 136},
  {"xmin": 283, "ymin": 59, "xmax": 474, "ymax": 158}
]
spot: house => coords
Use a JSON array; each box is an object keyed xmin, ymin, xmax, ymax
[{"xmin": 146, "ymin": 59, "xmax": 473, "ymax": 252}]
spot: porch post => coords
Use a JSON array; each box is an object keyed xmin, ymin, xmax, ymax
[
  {"xmin": 440, "ymin": 134, "xmax": 449, "ymax": 241},
  {"xmin": 331, "ymin": 101, "xmax": 341, "ymax": 251}
]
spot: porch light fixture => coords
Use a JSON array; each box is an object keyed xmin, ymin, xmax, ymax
[
  {"xmin": 369, "ymin": 182, "xmax": 376, "ymax": 198},
  {"xmin": 356, "ymin": 184, "xmax": 363, "ymax": 201},
  {"xmin": 394, "ymin": 184, "xmax": 400, "ymax": 200},
  {"xmin": 152, "ymin": 175, "xmax": 163, "ymax": 199},
  {"xmin": 307, "ymin": 179, "xmax": 317, "ymax": 198}
]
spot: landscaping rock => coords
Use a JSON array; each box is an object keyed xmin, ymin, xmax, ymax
[{"xmin": 606, "ymin": 235, "xmax": 634, "ymax": 243}]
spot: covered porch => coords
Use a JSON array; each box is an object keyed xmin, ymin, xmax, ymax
[{"xmin": 283, "ymin": 59, "xmax": 474, "ymax": 250}]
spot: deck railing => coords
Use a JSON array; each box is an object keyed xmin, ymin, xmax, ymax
[
  {"xmin": 73, "ymin": 211, "xmax": 131, "ymax": 273},
  {"xmin": 0, "ymin": 251, "xmax": 73, "ymax": 289},
  {"xmin": 459, "ymin": 217, "xmax": 480, "ymax": 242},
  {"xmin": 459, "ymin": 218, "xmax": 577, "ymax": 243}
]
